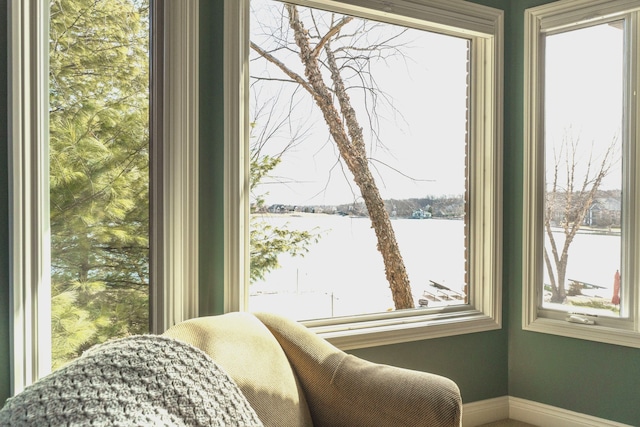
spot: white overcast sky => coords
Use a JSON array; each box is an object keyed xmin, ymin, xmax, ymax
[
  {"xmin": 250, "ymin": 0, "xmax": 469, "ymax": 206},
  {"xmin": 250, "ymin": 1, "xmax": 624, "ymax": 206},
  {"xmin": 544, "ymin": 22, "xmax": 623, "ymax": 192}
]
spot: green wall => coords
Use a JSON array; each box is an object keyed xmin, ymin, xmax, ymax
[
  {"xmin": 198, "ymin": 0, "xmax": 226, "ymax": 316},
  {"xmin": 505, "ymin": 1, "xmax": 640, "ymax": 425},
  {"xmin": 351, "ymin": 330, "xmax": 508, "ymax": 403},
  {"xmin": 1, "ymin": 0, "xmax": 10, "ymax": 407}
]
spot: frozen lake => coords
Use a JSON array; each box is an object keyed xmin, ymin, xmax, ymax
[{"xmin": 249, "ymin": 213, "xmax": 620, "ymax": 320}]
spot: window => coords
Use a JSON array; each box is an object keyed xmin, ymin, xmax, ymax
[
  {"xmin": 9, "ymin": 0, "xmax": 198, "ymax": 394},
  {"xmin": 523, "ymin": 0, "xmax": 640, "ymax": 347},
  {"xmin": 225, "ymin": 0, "xmax": 503, "ymax": 349}
]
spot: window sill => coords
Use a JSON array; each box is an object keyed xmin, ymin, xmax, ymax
[
  {"xmin": 523, "ymin": 316, "xmax": 640, "ymax": 349},
  {"xmin": 308, "ymin": 309, "xmax": 501, "ymax": 350}
]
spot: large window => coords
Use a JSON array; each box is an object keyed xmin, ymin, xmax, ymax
[
  {"xmin": 9, "ymin": 0, "xmax": 198, "ymax": 393},
  {"xmin": 523, "ymin": 0, "xmax": 640, "ymax": 347},
  {"xmin": 225, "ymin": 0, "xmax": 503, "ymax": 348}
]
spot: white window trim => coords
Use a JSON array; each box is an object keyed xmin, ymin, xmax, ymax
[
  {"xmin": 156, "ymin": 0, "xmax": 200, "ymax": 333},
  {"xmin": 8, "ymin": 0, "xmax": 199, "ymax": 395},
  {"xmin": 9, "ymin": 0, "xmax": 51, "ymax": 393},
  {"xmin": 523, "ymin": 0, "xmax": 640, "ymax": 348},
  {"xmin": 225, "ymin": 0, "xmax": 503, "ymax": 350}
]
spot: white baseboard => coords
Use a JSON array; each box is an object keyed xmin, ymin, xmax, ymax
[
  {"xmin": 463, "ymin": 397, "xmax": 510, "ymax": 426},
  {"xmin": 462, "ymin": 396, "xmax": 633, "ymax": 427}
]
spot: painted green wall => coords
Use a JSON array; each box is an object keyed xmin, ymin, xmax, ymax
[
  {"xmin": 505, "ymin": 1, "xmax": 640, "ymax": 425},
  {"xmin": 198, "ymin": 0, "xmax": 226, "ymax": 316},
  {"xmin": 351, "ymin": 330, "xmax": 508, "ymax": 403},
  {"xmin": 1, "ymin": 0, "xmax": 11, "ymax": 407}
]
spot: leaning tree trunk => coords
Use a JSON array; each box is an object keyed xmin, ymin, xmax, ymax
[{"xmin": 285, "ymin": 5, "xmax": 414, "ymax": 309}]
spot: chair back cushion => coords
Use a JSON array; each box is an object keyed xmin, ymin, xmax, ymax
[{"xmin": 163, "ymin": 312, "xmax": 313, "ymax": 427}]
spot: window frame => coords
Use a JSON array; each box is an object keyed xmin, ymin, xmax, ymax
[
  {"xmin": 523, "ymin": 0, "xmax": 640, "ymax": 348},
  {"xmin": 8, "ymin": 0, "xmax": 199, "ymax": 395},
  {"xmin": 224, "ymin": 0, "xmax": 504, "ymax": 349}
]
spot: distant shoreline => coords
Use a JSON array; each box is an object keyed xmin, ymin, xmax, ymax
[{"xmin": 252, "ymin": 211, "xmax": 464, "ymax": 220}]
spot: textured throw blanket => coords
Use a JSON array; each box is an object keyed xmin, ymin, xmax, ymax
[{"xmin": 0, "ymin": 335, "xmax": 264, "ymax": 426}]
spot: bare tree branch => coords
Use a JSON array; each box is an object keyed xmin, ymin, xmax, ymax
[
  {"xmin": 250, "ymin": 41, "xmax": 316, "ymax": 97},
  {"xmin": 312, "ymin": 16, "xmax": 353, "ymax": 59}
]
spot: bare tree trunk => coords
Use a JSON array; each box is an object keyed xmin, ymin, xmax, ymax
[{"xmin": 279, "ymin": 5, "xmax": 414, "ymax": 309}]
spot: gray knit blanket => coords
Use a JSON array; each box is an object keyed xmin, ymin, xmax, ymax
[{"xmin": 0, "ymin": 335, "xmax": 264, "ymax": 426}]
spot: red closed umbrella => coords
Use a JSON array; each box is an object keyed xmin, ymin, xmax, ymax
[{"xmin": 612, "ymin": 270, "xmax": 621, "ymax": 305}]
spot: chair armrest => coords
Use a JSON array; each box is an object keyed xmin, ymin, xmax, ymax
[
  {"xmin": 325, "ymin": 353, "xmax": 462, "ymax": 427},
  {"xmin": 255, "ymin": 312, "xmax": 462, "ymax": 427}
]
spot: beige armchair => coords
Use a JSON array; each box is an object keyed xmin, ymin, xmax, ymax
[{"xmin": 163, "ymin": 312, "xmax": 462, "ymax": 427}]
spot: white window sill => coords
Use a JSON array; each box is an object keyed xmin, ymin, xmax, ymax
[
  {"xmin": 308, "ymin": 309, "xmax": 501, "ymax": 350},
  {"xmin": 523, "ymin": 316, "xmax": 640, "ymax": 349}
]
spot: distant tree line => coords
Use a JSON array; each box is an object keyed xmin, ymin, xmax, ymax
[{"xmin": 255, "ymin": 195, "xmax": 465, "ymax": 219}]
